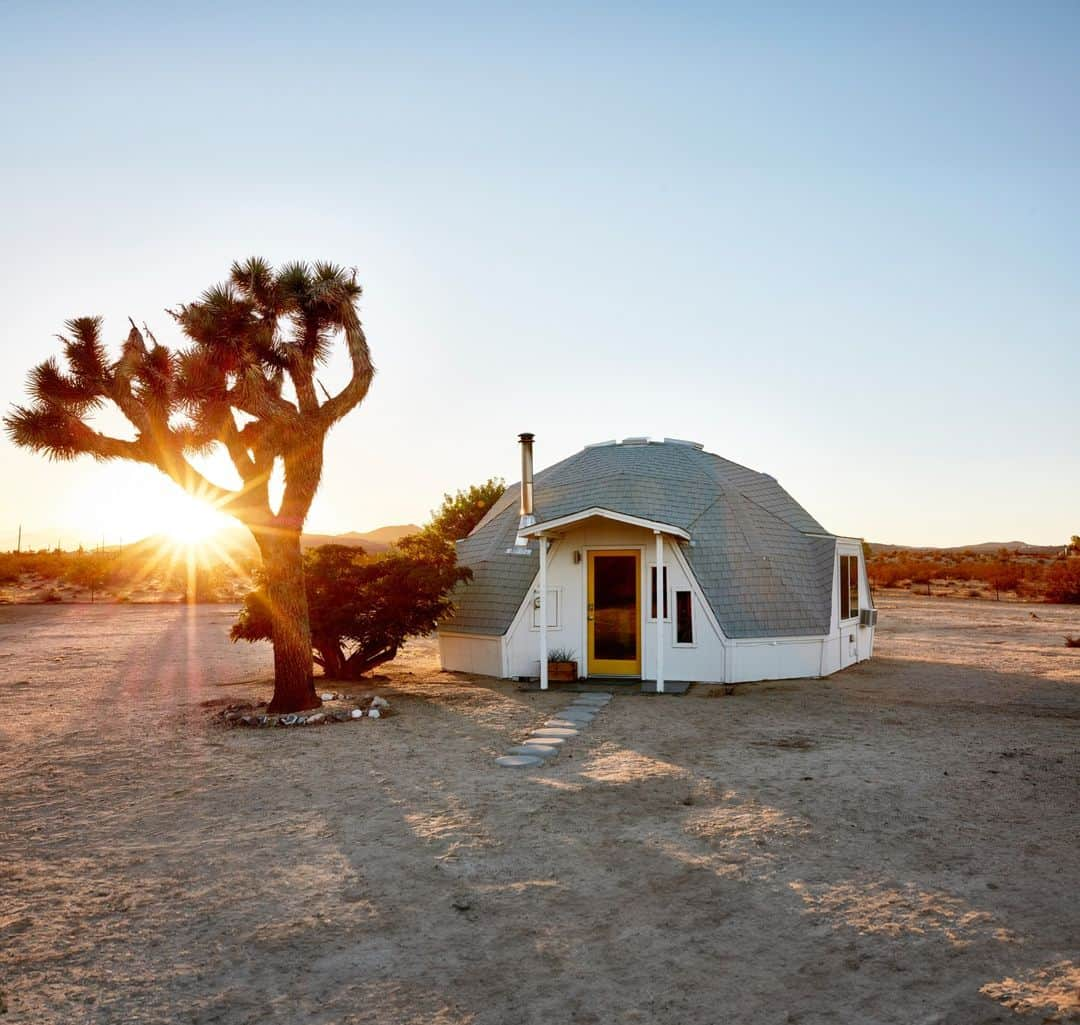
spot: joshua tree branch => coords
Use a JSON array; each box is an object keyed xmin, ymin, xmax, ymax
[{"xmin": 318, "ymin": 306, "xmax": 374, "ymax": 428}]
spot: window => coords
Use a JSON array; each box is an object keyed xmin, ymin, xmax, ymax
[
  {"xmin": 675, "ymin": 590, "xmax": 693, "ymax": 644},
  {"xmin": 650, "ymin": 565, "xmax": 669, "ymax": 619},
  {"xmin": 839, "ymin": 555, "xmax": 859, "ymax": 620},
  {"xmin": 531, "ymin": 588, "xmax": 560, "ymax": 629}
]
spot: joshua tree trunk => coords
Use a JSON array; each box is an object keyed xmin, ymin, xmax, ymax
[{"xmin": 256, "ymin": 529, "xmax": 319, "ymax": 713}]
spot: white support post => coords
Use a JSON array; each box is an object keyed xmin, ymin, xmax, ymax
[
  {"xmin": 538, "ymin": 536, "xmax": 549, "ymax": 690},
  {"xmin": 655, "ymin": 530, "xmax": 665, "ymax": 694}
]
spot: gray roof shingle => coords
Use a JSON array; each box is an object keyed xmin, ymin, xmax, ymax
[{"xmin": 442, "ymin": 441, "xmax": 837, "ymax": 639}]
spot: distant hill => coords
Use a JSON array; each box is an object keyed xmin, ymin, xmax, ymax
[
  {"xmin": 868, "ymin": 540, "xmax": 1064, "ymax": 556},
  {"xmin": 196, "ymin": 524, "xmax": 422, "ymax": 559},
  {"xmin": 299, "ymin": 524, "xmax": 421, "ymax": 553}
]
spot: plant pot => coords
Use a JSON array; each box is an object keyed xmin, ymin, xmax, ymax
[{"xmin": 547, "ymin": 660, "xmax": 578, "ymax": 682}]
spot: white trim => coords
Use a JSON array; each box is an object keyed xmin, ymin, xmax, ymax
[
  {"xmin": 437, "ymin": 630, "xmax": 502, "ymax": 639},
  {"xmin": 672, "ymin": 588, "xmax": 696, "ymax": 648},
  {"xmin": 732, "ymin": 634, "xmax": 829, "ymax": 647},
  {"xmin": 538, "ymin": 537, "xmax": 549, "ymax": 690},
  {"xmin": 646, "ymin": 564, "xmax": 671, "ymax": 622},
  {"xmin": 529, "ymin": 586, "xmax": 563, "ymax": 630},
  {"xmin": 519, "ymin": 508, "xmax": 691, "ymax": 541},
  {"xmin": 580, "ymin": 543, "xmax": 647, "ymax": 680},
  {"xmin": 655, "ymin": 531, "xmax": 665, "ymax": 693}
]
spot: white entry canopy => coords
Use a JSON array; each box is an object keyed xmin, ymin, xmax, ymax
[{"xmin": 516, "ymin": 506, "xmax": 691, "ymax": 541}]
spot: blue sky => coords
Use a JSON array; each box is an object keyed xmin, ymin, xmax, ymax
[{"xmin": 1, "ymin": 1, "xmax": 1077, "ymax": 548}]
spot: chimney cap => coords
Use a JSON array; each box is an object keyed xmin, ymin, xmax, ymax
[{"xmin": 518, "ymin": 432, "xmax": 535, "ymax": 443}]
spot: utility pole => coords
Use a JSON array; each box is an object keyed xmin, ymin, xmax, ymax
[{"xmin": 16, "ymin": 524, "xmax": 21, "ymax": 554}]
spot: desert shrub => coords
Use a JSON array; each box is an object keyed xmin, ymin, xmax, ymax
[
  {"xmin": 64, "ymin": 552, "xmax": 114, "ymax": 601},
  {"xmin": 1045, "ymin": 560, "xmax": 1080, "ymax": 604},
  {"xmin": 233, "ymin": 541, "xmax": 471, "ymax": 678},
  {"xmin": 984, "ymin": 563, "xmax": 1022, "ymax": 600}
]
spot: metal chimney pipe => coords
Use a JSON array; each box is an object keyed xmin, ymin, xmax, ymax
[{"xmin": 518, "ymin": 432, "xmax": 535, "ymax": 523}]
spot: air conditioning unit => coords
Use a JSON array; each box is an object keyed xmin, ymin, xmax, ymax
[{"xmin": 860, "ymin": 608, "xmax": 878, "ymax": 627}]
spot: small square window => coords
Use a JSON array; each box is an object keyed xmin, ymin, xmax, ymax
[{"xmin": 531, "ymin": 588, "xmax": 559, "ymax": 628}]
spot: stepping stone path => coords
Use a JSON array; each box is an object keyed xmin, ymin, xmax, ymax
[
  {"xmin": 508, "ymin": 744, "xmax": 558, "ymax": 760},
  {"xmin": 495, "ymin": 754, "xmax": 544, "ymax": 768},
  {"xmin": 495, "ymin": 692, "xmax": 613, "ymax": 768},
  {"xmin": 553, "ymin": 709, "xmax": 596, "ymax": 723}
]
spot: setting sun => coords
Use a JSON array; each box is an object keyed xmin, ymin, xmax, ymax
[{"xmin": 156, "ymin": 493, "xmax": 233, "ymax": 548}]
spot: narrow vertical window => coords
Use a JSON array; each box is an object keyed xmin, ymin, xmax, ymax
[
  {"xmin": 848, "ymin": 556, "xmax": 859, "ymax": 618},
  {"xmin": 675, "ymin": 590, "xmax": 693, "ymax": 644},
  {"xmin": 650, "ymin": 565, "xmax": 668, "ymax": 619},
  {"xmin": 839, "ymin": 556, "xmax": 857, "ymax": 620}
]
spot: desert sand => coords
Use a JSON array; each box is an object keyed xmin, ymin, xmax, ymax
[{"xmin": 1, "ymin": 594, "xmax": 1077, "ymax": 1024}]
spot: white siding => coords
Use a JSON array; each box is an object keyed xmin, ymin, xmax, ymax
[
  {"xmin": 439, "ymin": 525, "xmax": 877, "ymax": 684},
  {"xmin": 503, "ymin": 520, "xmax": 727, "ymax": 682},
  {"xmin": 437, "ymin": 632, "xmax": 503, "ymax": 677}
]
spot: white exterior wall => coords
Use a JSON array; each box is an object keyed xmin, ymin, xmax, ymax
[
  {"xmin": 819, "ymin": 539, "xmax": 876, "ymax": 677},
  {"xmin": 437, "ymin": 632, "xmax": 504, "ymax": 677},
  {"xmin": 728, "ymin": 637, "xmax": 826, "ymax": 683},
  {"xmin": 503, "ymin": 521, "xmax": 728, "ymax": 683},
  {"xmin": 438, "ymin": 525, "xmax": 877, "ymax": 684}
]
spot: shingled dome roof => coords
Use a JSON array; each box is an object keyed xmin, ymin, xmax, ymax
[{"xmin": 448, "ymin": 439, "xmax": 837, "ymax": 639}]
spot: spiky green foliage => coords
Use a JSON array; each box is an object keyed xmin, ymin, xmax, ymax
[{"xmin": 5, "ymin": 259, "xmax": 374, "ymax": 530}]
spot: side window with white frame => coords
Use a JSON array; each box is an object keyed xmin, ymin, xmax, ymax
[
  {"xmin": 649, "ymin": 565, "xmax": 669, "ymax": 620},
  {"xmin": 674, "ymin": 590, "xmax": 694, "ymax": 645},
  {"xmin": 839, "ymin": 554, "xmax": 859, "ymax": 621},
  {"xmin": 530, "ymin": 588, "xmax": 560, "ymax": 629}
]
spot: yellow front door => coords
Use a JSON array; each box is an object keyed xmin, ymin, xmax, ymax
[{"xmin": 587, "ymin": 550, "xmax": 641, "ymax": 676}]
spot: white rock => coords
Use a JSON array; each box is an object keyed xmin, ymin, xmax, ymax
[
  {"xmin": 371, "ymin": 696, "xmax": 390, "ymax": 709},
  {"xmin": 350, "ymin": 709, "xmax": 365, "ymax": 719},
  {"xmin": 368, "ymin": 708, "xmax": 381, "ymax": 719},
  {"xmin": 320, "ymin": 692, "xmax": 337, "ymax": 702}
]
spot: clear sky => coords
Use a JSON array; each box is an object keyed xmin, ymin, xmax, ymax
[{"xmin": 1, "ymin": 1, "xmax": 1077, "ymax": 549}]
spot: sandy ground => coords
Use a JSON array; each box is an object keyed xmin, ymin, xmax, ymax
[{"xmin": 1, "ymin": 594, "xmax": 1078, "ymax": 1024}]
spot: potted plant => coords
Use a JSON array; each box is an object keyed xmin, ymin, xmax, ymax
[{"xmin": 546, "ymin": 647, "xmax": 578, "ymax": 682}]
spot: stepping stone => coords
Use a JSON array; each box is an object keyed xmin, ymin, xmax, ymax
[
  {"xmin": 509, "ymin": 744, "xmax": 558, "ymax": 759},
  {"xmin": 574, "ymin": 694, "xmax": 611, "ymax": 705},
  {"xmin": 555, "ymin": 709, "xmax": 596, "ymax": 723},
  {"xmin": 495, "ymin": 754, "xmax": 543, "ymax": 768},
  {"xmin": 526, "ymin": 734, "xmax": 565, "ymax": 747},
  {"xmin": 545, "ymin": 719, "xmax": 586, "ymax": 729},
  {"xmin": 570, "ymin": 699, "xmax": 605, "ymax": 710},
  {"xmin": 531, "ymin": 727, "xmax": 579, "ymax": 739}
]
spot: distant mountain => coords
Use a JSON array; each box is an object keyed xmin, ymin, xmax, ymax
[
  {"xmin": 115, "ymin": 523, "xmax": 423, "ymax": 561},
  {"xmin": 868, "ymin": 540, "xmax": 1063, "ymax": 556},
  {"xmin": 299, "ymin": 524, "xmax": 421, "ymax": 553}
]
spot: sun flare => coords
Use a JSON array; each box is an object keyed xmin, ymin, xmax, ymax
[{"xmin": 154, "ymin": 492, "xmax": 234, "ymax": 549}]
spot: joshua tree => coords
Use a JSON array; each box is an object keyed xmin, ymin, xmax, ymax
[
  {"xmin": 4, "ymin": 258, "xmax": 373, "ymax": 712},
  {"xmin": 232, "ymin": 478, "xmax": 504, "ymax": 680}
]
